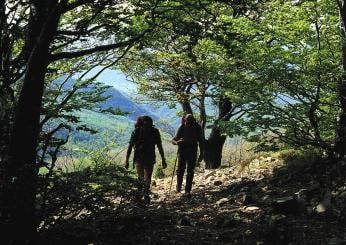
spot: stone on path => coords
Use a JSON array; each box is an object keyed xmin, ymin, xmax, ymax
[
  {"xmin": 315, "ymin": 203, "xmax": 327, "ymax": 214},
  {"xmin": 242, "ymin": 193, "xmax": 255, "ymax": 205},
  {"xmin": 205, "ymin": 170, "xmax": 216, "ymax": 179},
  {"xmin": 216, "ymin": 198, "xmax": 229, "ymax": 207},
  {"xmin": 272, "ymin": 196, "xmax": 299, "ymax": 215},
  {"xmin": 245, "ymin": 206, "xmax": 260, "ymax": 212}
]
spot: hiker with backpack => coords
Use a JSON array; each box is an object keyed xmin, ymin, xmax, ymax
[
  {"xmin": 125, "ymin": 115, "xmax": 167, "ymax": 186},
  {"xmin": 172, "ymin": 114, "xmax": 204, "ymax": 197}
]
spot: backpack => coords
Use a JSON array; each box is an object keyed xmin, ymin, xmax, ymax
[{"xmin": 134, "ymin": 126, "xmax": 156, "ymax": 151}]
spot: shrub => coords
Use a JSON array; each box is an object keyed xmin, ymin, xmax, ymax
[{"xmin": 36, "ymin": 146, "xmax": 146, "ymax": 232}]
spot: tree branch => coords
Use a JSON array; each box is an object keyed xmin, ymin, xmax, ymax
[{"xmin": 49, "ymin": 27, "xmax": 154, "ymax": 61}]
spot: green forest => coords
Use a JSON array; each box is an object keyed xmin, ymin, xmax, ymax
[{"xmin": 1, "ymin": 0, "xmax": 346, "ymax": 244}]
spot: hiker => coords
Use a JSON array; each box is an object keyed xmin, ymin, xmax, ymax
[
  {"xmin": 125, "ymin": 115, "xmax": 167, "ymax": 186},
  {"xmin": 172, "ymin": 114, "xmax": 204, "ymax": 197}
]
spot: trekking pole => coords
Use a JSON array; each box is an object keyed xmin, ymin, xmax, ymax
[{"xmin": 169, "ymin": 149, "xmax": 179, "ymax": 194}]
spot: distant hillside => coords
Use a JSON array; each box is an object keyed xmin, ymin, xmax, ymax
[
  {"xmin": 52, "ymin": 77, "xmax": 158, "ymax": 120},
  {"xmin": 69, "ymin": 109, "xmax": 133, "ymax": 147},
  {"xmin": 52, "ymin": 78, "xmax": 177, "ymax": 148},
  {"xmin": 100, "ymin": 87, "xmax": 157, "ymax": 120}
]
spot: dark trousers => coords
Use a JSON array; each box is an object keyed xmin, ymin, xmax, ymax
[
  {"xmin": 176, "ymin": 145, "xmax": 197, "ymax": 193},
  {"xmin": 135, "ymin": 161, "xmax": 154, "ymax": 187}
]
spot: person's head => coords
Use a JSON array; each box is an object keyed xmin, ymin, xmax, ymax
[
  {"xmin": 183, "ymin": 114, "xmax": 195, "ymax": 127},
  {"xmin": 143, "ymin": 115, "xmax": 153, "ymax": 127},
  {"xmin": 135, "ymin": 116, "xmax": 145, "ymax": 128}
]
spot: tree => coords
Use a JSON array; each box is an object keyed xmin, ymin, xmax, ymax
[
  {"xmin": 119, "ymin": 0, "xmax": 265, "ymax": 168},
  {"xmin": 336, "ymin": 0, "xmax": 346, "ymax": 157},
  {"xmin": 122, "ymin": 1, "xmax": 243, "ymax": 168},
  {"xmin": 216, "ymin": 0, "xmax": 341, "ymax": 155},
  {"xmin": 0, "ymin": 1, "xmax": 159, "ymax": 243}
]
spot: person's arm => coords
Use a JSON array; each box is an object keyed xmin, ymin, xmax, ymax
[
  {"xmin": 171, "ymin": 125, "xmax": 184, "ymax": 145},
  {"xmin": 157, "ymin": 143, "xmax": 167, "ymax": 169},
  {"xmin": 125, "ymin": 129, "xmax": 136, "ymax": 169},
  {"xmin": 155, "ymin": 129, "xmax": 167, "ymax": 169},
  {"xmin": 125, "ymin": 143, "xmax": 133, "ymax": 169}
]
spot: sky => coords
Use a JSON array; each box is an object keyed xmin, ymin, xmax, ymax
[{"xmin": 74, "ymin": 66, "xmax": 136, "ymax": 94}]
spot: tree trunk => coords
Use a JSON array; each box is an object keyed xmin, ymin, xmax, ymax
[
  {"xmin": 198, "ymin": 94, "xmax": 207, "ymax": 140},
  {"xmin": 204, "ymin": 129, "xmax": 227, "ymax": 169},
  {"xmin": 204, "ymin": 97, "xmax": 232, "ymax": 169},
  {"xmin": 181, "ymin": 100, "xmax": 193, "ymax": 115},
  {"xmin": 335, "ymin": 1, "xmax": 346, "ymax": 157},
  {"xmin": 0, "ymin": 3, "xmax": 60, "ymax": 244}
]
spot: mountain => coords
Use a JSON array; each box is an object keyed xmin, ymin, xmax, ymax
[
  {"xmin": 99, "ymin": 86, "xmax": 177, "ymax": 135},
  {"xmin": 51, "ymin": 77, "xmax": 178, "ymax": 148},
  {"xmin": 100, "ymin": 87, "xmax": 157, "ymax": 120},
  {"xmin": 69, "ymin": 109, "xmax": 134, "ymax": 147}
]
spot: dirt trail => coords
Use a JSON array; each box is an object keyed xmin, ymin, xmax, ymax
[
  {"xmin": 117, "ymin": 159, "xmax": 346, "ymax": 245},
  {"xmin": 42, "ymin": 158, "xmax": 346, "ymax": 245}
]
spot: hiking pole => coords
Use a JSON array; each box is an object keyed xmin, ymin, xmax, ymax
[{"xmin": 169, "ymin": 149, "xmax": 179, "ymax": 194}]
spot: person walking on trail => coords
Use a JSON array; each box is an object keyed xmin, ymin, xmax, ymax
[
  {"xmin": 125, "ymin": 115, "xmax": 167, "ymax": 187},
  {"xmin": 172, "ymin": 114, "xmax": 204, "ymax": 197}
]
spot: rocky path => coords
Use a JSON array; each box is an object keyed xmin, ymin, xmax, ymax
[
  {"xmin": 44, "ymin": 157, "xmax": 346, "ymax": 245},
  {"xmin": 115, "ymin": 158, "xmax": 346, "ymax": 245}
]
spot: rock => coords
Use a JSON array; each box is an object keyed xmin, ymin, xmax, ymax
[
  {"xmin": 315, "ymin": 203, "xmax": 327, "ymax": 214},
  {"xmin": 213, "ymin": 180, "xmax": 223, "ymax": 186},
  {"xmin": 272, "ymin": 196, "xmax": 299, "ymax": 215},
  {"xmin": 216, "ymin": 198, "xmax": 229, "ymax": 207},
  {"xmin": 177, "ymin": 216, "xmax": 191, "ymax": 226},
  {"xmin": 206, "ymin": 176, "xmax": 215, "ymax": 183},
  {"xmin": 158, "ymin": 197, "xmax": 166, "ymax": 202},
  {"xmin": 264, "ymin": 157, "xmax": 275, "ymax": 162},
  {"xmin": 295, "ymin": 188, "xmax": 309, "ymax": 204},
  {"xmin": 262, "ymin": 195, "xmax": 272, "ymax": 204},
  {"xmin": 221, "ymin": 173, "xmax": 228, "ymax": 179},
  {"xmin": 232, "ymin": 212, "xmax": 241, "ymax": 221},
  {"xmin": 205, "ymin": 170, "xmax": 216, "ymax": 179},
  {"xmin": 245, "ymin": 206, "xmax": 260, "ymax": 212},
  {"xmin": 250, "ymin": 159, "xmax": 260, "ymax": 168},
  {"xmin": 242, "ymin": 193, "xmax": 255, "ymax": 205},
  {"xmin": 261, "ymin": 185, "xmax": 269, "ymax": 192}
]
